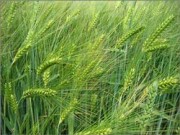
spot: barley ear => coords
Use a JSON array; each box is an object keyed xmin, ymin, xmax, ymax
[
  {"xmin": 158, "ymin": 77, "xmax": 179, "ymax": 93},
  {"xmin": 4, "ymin": 82, "xmax": 18, "ymax": 113},
  {"xmin": 88, "ymin": 13, "xmax": 99, "ymax": 32},
  {"xmin": 142, "ymin": 15, "xmax": 175, "ymax": 51},
  {"xmin": 116, "ymin": 26, "xmax": 145, "ymax": 49},
  {"xmin": 22, "ymin": 88, "xmax": 57, "ymax": 99},
  {"xmin": 12, "ymin": 30, "xmax": 34, "ymax": 64},
  {"xmin": 58, "ymin": 98, "xmax": 78, "ymax": 125},
  {"xmin": 123, "ymin": 68, "xmax": 135, "ymax": 91},
  {"xmin": 37, "ymin": 57, "xmax": 62, "ymax": 75},
  {"xmin": 42, "ymin": 69, "xmax": 50, "ymax": 87}
]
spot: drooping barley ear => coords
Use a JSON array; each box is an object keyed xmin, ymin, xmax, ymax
[
  {"xmin": 4, "ymin": 82, "xmax": 18, "ymax": 113},
  {"xmin": 74, "ymin": 128, "xmax": 112, "ymax": 135},
  {"xmin": 142, "ymin": 15, "xmax": 175, "ymax": 51},
  {"xmin": 88, "ymin": 13, "xmax": 99, "ymax": 32},
  {"xmin": 12, "ymin": 30, "xmax": 34, "ymax": 64},
  {"xmin": 115, "ymin": 26, "xmax": 145, "ymax": 49},
  {"xmin": 58, "ymin": 98, "xmax": 78, "ymax": 125},
  {"xmin": 43, "ymin": 69, "xmax": 50, "ymax": 88},
  {"xmin": 123, "ymin": 68, "xmax": 135, "ymax": 91},
  {"xmin": 37, "ymin": 57, "xmax": 62, "ymax": 75},
  {"xmin": 7, "ymin": 2, "xmax": 17, "ymax": 30},
  {"xmin": 22, "ymin": 88, "xmax": 57, "ymax": 99},
  {"xmin": 158, "ymin": 76, "xmax": 179, "ymax": 93}
]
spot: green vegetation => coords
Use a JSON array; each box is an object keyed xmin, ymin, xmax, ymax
[{"xmin": 1, "ymin": 1, "xmax": 180, "ymax": 135}]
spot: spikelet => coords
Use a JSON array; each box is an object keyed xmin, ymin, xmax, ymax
[
  {"xmin": 88, "ymin": 13, "xmax": 99, "ymax": 32},
  {"xmin": 115, "ymin": 26, "xmax": 145, "ymax": 49},
  {"xmin": 22, "ymin": 88, "xmax": 57, "ymax": 99},
  {"xmin": 123, "ymin": 68, "xmax": 135, "ymax": 91},
  {"xmin": 4, "ymin": 82, "xmax": 18, "ymax": 113},
  {"xmin": 42, "ymin": 69, "xmax": 50, "ymax": 87},
  {"xmin": 142, "ymin": 15, "xmax": 175, "ymax": 51},
  {"xmin": 37, "ymin": 57, "xmax": 62, "ymax": 75},
  {"xmin": 58, "ymin": 98, "xmax": 78, "ymax": 125},
  {"xmin": 158, "ymin": 77, "xmax": 179, "ymax": 93},
  {"xmin": 12, "ymin": 30, "xmax": 34, "ymax": 64},
  {"xmin": 75, "ymin": 128, "xmax": 112, "ymax": 135}
]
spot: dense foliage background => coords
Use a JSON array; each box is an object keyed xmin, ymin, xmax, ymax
[{"xmin": 1, "ymin": 1, "xmax": 180, "ymax": 135}]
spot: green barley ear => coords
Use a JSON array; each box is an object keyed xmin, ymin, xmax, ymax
[
  {"xmin": 12, "ymin": 30, "xmax": 34, "ymax": 64},
  {"xmin": 42, "ymin": 69, "xmax": 50, "ymax": 88},
  {"xmin": 4, "ymin": 82, "xmax": 18, "ymax": 113},
  {"xmin": 65, "ymin": 9, "xmax": 80, "ymax": 24},
  {"xmin": 158, "ymin": 76, "xmax": 179, "ymax": 93},
  {"xmin": 123, "ymin": 68, "xmax": 135, "ymax": 91},
  {"xmin": 115, "ymin": 26, "xmax": 145, "ymax": 49},
  {"xmin": 7, "ymin": 2, "xmax": 17, "ymax": 30},
  {"xmin": 37, "ymin": 19, "xmax": 54, "ymax": 37},
  {"xmin": 22, "ymin": 88, "xmax": 57, "ymax": 99},
  {"xmin": 143, "ymin": 44, "xmax": 169, "ymax": 52},
  {"xmin": 37, "ymin": 57, "xmax": 62, "ymax": 75},
  {"xmin": 58, "ymin": 98, "xmax": 78, "ymax": 125},
  {"xmin": 88, "ymin": 13, "xmax": 99, "ymax": 32},
  {"xmin": 75, "ymin": 128, "xmax": 112, "ymax": 135},
  {"xmin": 142, "ymin": 15, "xmax": 175, "ymax": 51},
  {"xmin": 143, "ymin": 38, "xmax": 169, "ymax": 52}
]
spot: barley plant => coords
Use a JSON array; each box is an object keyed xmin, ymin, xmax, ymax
[{"xmin": 1, "ymin": 1, "xmax": 180, "ymax": 135}]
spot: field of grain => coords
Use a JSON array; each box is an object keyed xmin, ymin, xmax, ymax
[{"xmin": 1, "ymin": 1, "xmax": 180, "ymax": 135}]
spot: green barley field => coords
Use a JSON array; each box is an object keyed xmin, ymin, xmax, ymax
[{"xmin": 0, "ymin": 1, "xmax": 180, "ymax": 135}]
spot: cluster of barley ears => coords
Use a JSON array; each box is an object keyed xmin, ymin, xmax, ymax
[{"xmin": 1, "ymin": 1, "xmax": 179, "ymax": 135}]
